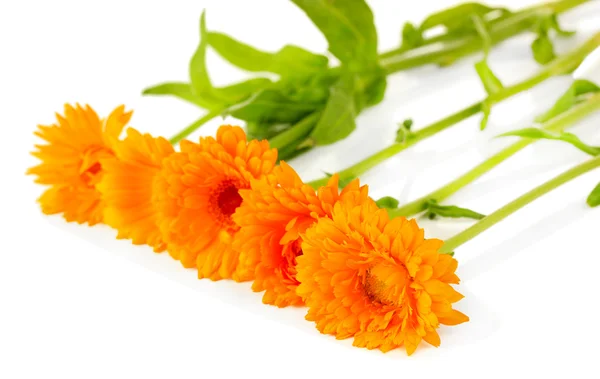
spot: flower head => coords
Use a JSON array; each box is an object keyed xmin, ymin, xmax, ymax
[
  {"xmin": 232, "ymin": 162, "xmax": 352, "ymax": 306},
  {"xmin": 98, "ymin": 128, "xmax": 174, "ymax": 251},
  {"xmin": 157, "ymin": 125, "xmax": 277, "ymax": 280},
  {"xmin": 28, "ymin": 104, "xmax": 132, "ymax": 225},
  {"xmin": 296, "ymin": 188, "xmax": 468, "ymax": 355}
]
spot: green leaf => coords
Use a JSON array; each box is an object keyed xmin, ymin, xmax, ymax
[
  {"xmin": 310, "ymin": 75, "xmax": 357, "ymax": 145},
  {"xmin": 480, "ymin": 101, "xmax": 492, "ymax": 130},
  {"xmin": 396, "ymin": 119, "xmax": 414, "ymax": 143},
  {"xmin": 358, "ymin": 70, "xmax": 387, "ymax": 108},
  {"xmin": 207, "ymin": 31, "xmax": 329, "ymax": 77},
  {"xmin": 401, "ymin": 22, "xmax": 423, "ymax": 49},
  {"xmin": 142, "ymin": 82, "xmax": 219, "ymax": 109},
  {"xmin": 475, "ymin": 60, "xmax": 504, "ymax": 95},
  {"xmin": 536, "ymin": 79, "xmax": 600, "ymax": 123},
  {"xmin": 290, "ymin": 0, "xmax": 378, "ymax": 67},
  {"xmin": 420, "ymin": 3, "xmax": 508, "ymax": 33},
  {"xmin": 498, "ymin": 128, "xmax": 600, "ymax": 156},
  {"xmin": 189, "ymin": 11, "xmax": 223, "ymax": 103},
  {"xmin": 531, "ymin": 34, "xmax": 555, "ymax": 65},
  {"xmin": 376, "ymin": 196, "xmax": 400, "ymax": 210},
  {"xmin": 426, "ymin": 200, "xmax": 486, "ymax": 220},
  {"xmin": 228, "ymin": 89, "xmax": 322, "ymax": 123},
  {"xmin": 587, "ymin": 182, "xmax": 600, "ymax": 207},
  {"xmin": 142, "ymin": 78, "xmax": 272, "ymax": 110}
]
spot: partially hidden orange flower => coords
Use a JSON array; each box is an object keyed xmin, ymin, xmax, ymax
[
  {"xmin": 232, "ymin": 162, "xmax": 355, "ymax": 307},
  {"xmin": 98, "ymin": 128, "xmax": 174, "ymax": 252},
  {"xmin": 28, "ymin": 104, "xmax": 132, "ymax": 225},
  {"xmin": 156, "ymin": 125, "xmax": 277, "ymax": 280},
  {"xmin": 296, "ymin": 188, "xmax": 469, "ymax": 355}
]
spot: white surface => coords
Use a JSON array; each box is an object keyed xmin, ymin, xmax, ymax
[
  {"xmin": 574, "ymin": 46, "xmax": 600, "ymax": 83},
  {"xmin": 2, "ymin": 1, "xmax": 600, "ymax": 378}
]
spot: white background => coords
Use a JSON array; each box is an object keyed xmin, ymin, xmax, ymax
[{"xmin": 1, "ymin": 0, "xmax": 600, "ymax": 377}]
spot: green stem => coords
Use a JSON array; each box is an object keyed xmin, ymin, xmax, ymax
[
  {"xmin": 168, "ymin": 108, "xmax": 224, "ymax": 145},
  {"xmin": 308, "ymin": 32, "xmax": 600, "ymax": 189},
  {"xmin": 388, "ymin": 91, "xmax": 600, "ymax": 218},
  {"xmin": 308, "ymin": 102, "xmax": 482, "ymax": 188},
  {"xmin": 439, "ymin": 154, "xmax": 600, "ymax": 254},
  {"xmin": 269, "ymin": 111, "xmax": 321, "ymax": 151},
  {"xmin": 378, "ymin": 0, "xmax": 588, "ymax": 71}
]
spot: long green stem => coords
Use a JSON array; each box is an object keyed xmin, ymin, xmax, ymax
[
  {"xmin": 439, "ymin": 154, "xmax": 600, "ymax": 254},
  {"xmin": 388, "ymin": 91, "xmax": 600, "ymax": 218},
  {"xmin": 168, "ymin": 108, "xmax": 224, "ymax": 145},
  {"xmin": 269, "ymin": 111, "xmax": 322, "ymax": 151},
  {"xmin": 308, "ymin": 32, "xmax": 600, "ymax": 189}
]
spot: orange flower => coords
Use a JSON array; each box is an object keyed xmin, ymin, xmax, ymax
[
  {"xmin": 296, "ymin": 189, "xmax": 468, "ymax": 355},
  {"xmin": 28, "ymin": 104, "xmax": 132, "ymax": 225},
  {"xmin": 98, "ymin": 128, "xmax": 174, "ymax": 251},
  {"xmin": 156, "ymin": 125, "xmax": 277, "ymax": 280},
  {"xmin": 232, "ymin": 162, "xmax": 354, "ymax": 307}
]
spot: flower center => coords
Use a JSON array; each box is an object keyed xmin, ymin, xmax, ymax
[
  {"xmin": 80, "ymin": 147, "xmax": 112, "ymax": 187},
  {"xmin": 364, "ymin": 262, "xmax": 409, "ymax": 306},
  {"xmin": 210, "ymin": 179, "xmax": 244, "ymax": 230},
  {"xmin": 281, "ymin": 239, "xmax": 303, "ymax": 285},
  {"xmin": 217, "ymin": 183, "xmax": 243, "ymax": 217}
]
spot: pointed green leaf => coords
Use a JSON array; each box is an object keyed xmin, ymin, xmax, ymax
[
  {"xmin": 376, "ymin": 196, "xmax": 400, "ymax": 210},
  {"xmin": 587, "ymin": 182, "xmax": 600, "ymax": 207},
  {"xmin": 142, "ymin": 82, "xmax": 219, "ymax": 109},
  {"xmin": 207, "ymin": 31, "xmax": 329, "ymax": 77},
  {"xmin": 498, "ymin": 128, "xmax": 600, "ymax": 156},
  {"xmin": 189, "ymin": 13, "xmax": 273, "ymax": 106},
  {"xmin": 426, "ymin": 200, "xmax": 486, "ymax": 220},
  {"xmin": 475, "ymin": 60, "xmax": 504, "ymax": 95},
  {"xmin": 189, "ymin": 11, "xmax": 222, "ymax": 103},
  {"xmin": 531, "ymin": 34, "xmax": 555, "ymax": 64},
  {"xmin": 290, "ymin": 0, "xmax": 378, "ymax": 67},
  {"xmin": 142, "ymin": 78, "xmax": 273, "ymax": 110},
  {"xmin": 536, "ymin": 79, "xmax": 600, "ymax": 123},
  {"xmin": 310, "ymin": 75, "xmax": 357, "ymax": 145}
]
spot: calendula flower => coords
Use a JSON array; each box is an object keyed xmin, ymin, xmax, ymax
[
  {"xmin": 98, "ymin": 128, "xmax": 174, "ymax": 251},
  {"xmin": 232, "ymin": 162, "xmax": 351, "ymax": 306},
  {"xmin": 296, "ymin": 190, "xmax": 468, "ymax": 355},
  {"xmin": 28, "ymin": 104, "xmax": 132, "ymax": 225},
  {"xmin": 157, "ymin": 125, "xmax": 277, "ymax": 280}
]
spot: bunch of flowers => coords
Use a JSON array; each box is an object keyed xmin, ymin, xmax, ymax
[
  {"xmin": 28, "ymin": 105, "xmax": 469, "ymax": 355},
  {"xmin": 27, "ymin": 0, "xmax": 600, "ymax": 356}
]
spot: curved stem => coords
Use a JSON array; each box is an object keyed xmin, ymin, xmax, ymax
[
  {"xmin": 388, "ymin": 91, "xmax": 600, "ymax": 219},
  {"xmin": 308, "ymin": 32, "xmax": 600, "ymax": 189},
  {"xmin": 168, "ymin": 108, "xmax": 224, "ymax": 145},
  {"xmin": 439, "ymin": 154, "xmax": 600, "ymax": 254}
]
